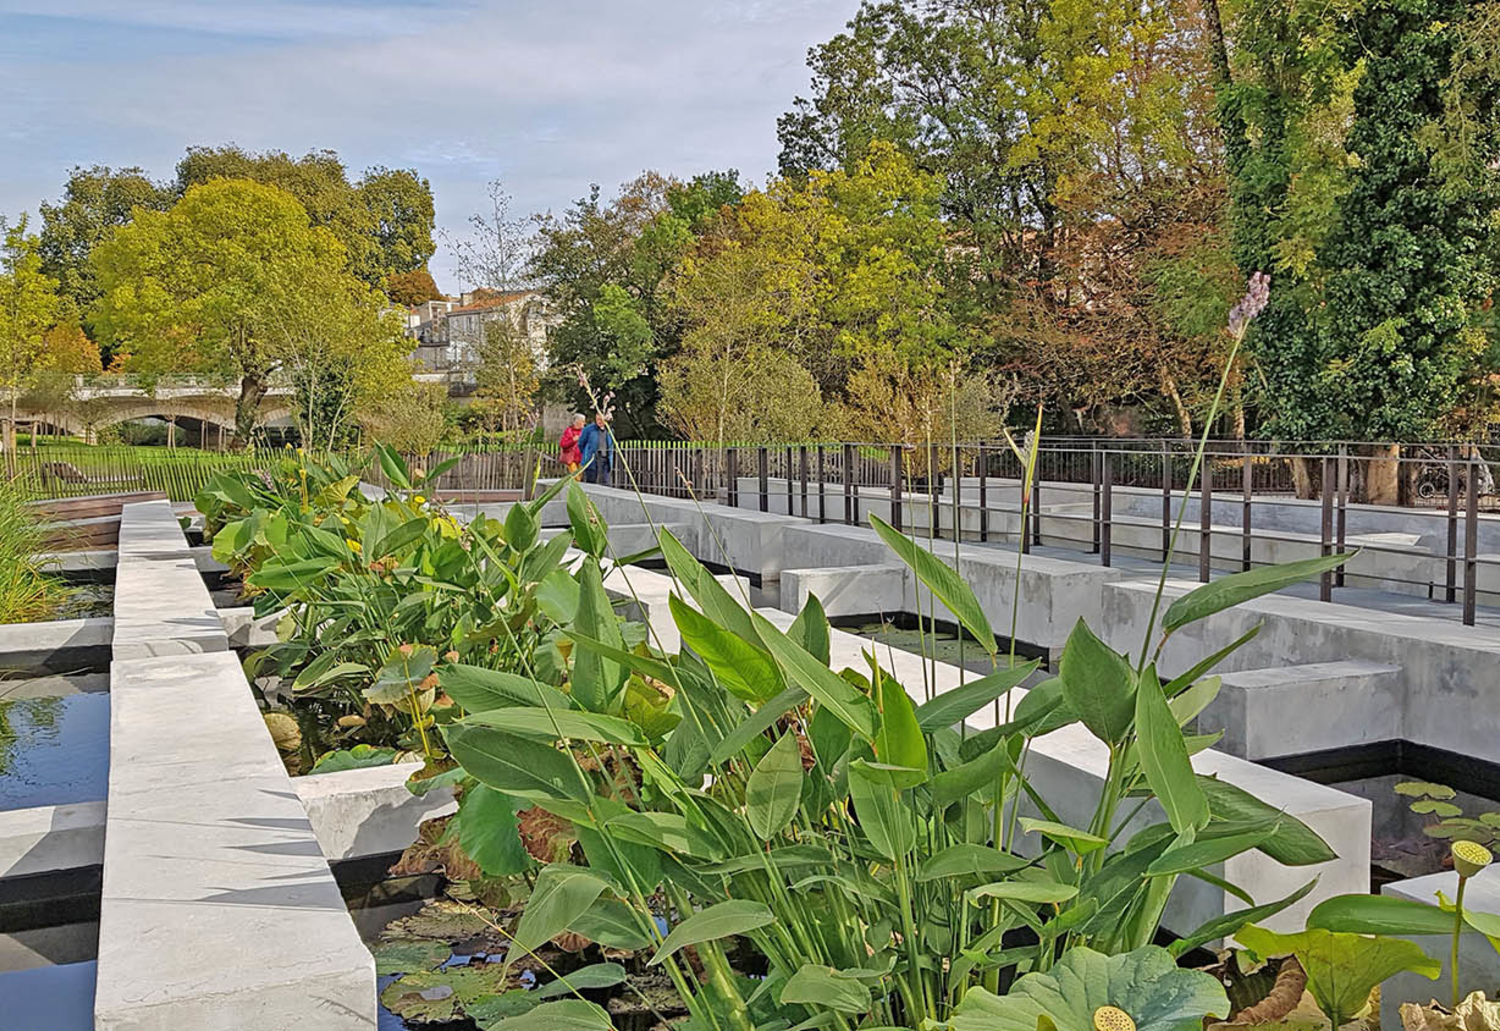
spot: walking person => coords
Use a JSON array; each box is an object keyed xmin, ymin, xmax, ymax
[
  {"xmin": 579, "ymin": 410, "xmax": 614, "ymax": 486},
  {"xmin": 559, "ymin": 414, "xmax": 585, "ymax": 476}
]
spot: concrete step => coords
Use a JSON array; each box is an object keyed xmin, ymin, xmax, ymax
[{"xmin": 1197, "ymin": 660, "xmax": 1403, "ymax": 760}]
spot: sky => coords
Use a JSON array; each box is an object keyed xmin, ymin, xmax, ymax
[{"xmin": 0, "ymin": 0, "xmax": 860, "ymax": 291}]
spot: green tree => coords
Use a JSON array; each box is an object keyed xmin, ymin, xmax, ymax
[
  {"xmin": 38, "ymin": 166, "xmax": 173, "ymax": 317},
  {"xmin": 173, "ymin": 145, "xmax": 434, "ymax": 287},
  {"xmin": 0, "ymin": 216, "xmax": 61, "ymax": 467},
  {"xmin": 90, "ymin": 179, "xmax": 375, "ymax": 442},
  {"xmin": 472, "ymin": 316, "xmax": 541, "ymax": 435}
]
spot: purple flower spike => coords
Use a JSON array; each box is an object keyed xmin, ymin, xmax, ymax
[{"xmin": 1227, "ymin": 271, "xmax": 1271, "ymax": 338}]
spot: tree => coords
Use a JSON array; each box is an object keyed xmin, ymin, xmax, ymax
[
  {"xmin": 445, "ymin": 179, "xmax": 537, "ymax": 293},
  {"xmin": 360, "ymin": 380, "xmax": 448, "ymax": 454},
  {"xmin": 472, "ymin": 316, "xmax": 540, "ymax": 435},
  {"xmin": 90, "ymin": 179, "xmax": 367, "ymax": 441},
  {"xmin": 386, "ymin": 268, "xmax": 445, "ymax": 306},
  {"xmin": 38, "ymin": 166, "xmax": 173, "ymax": 317},
  {"xmin": 174, "ymin": 145, "xmax": 435, "ymax": 287},
  {"xmin": 0, "ymin": 216, "xmax": 61, "ymax": 467}
]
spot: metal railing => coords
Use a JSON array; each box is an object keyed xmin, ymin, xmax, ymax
[{"xmin": 611, "ymin": 439, "xmax": 1500, "ymax": 627}]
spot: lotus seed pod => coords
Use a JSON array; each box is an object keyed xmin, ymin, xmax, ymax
[
  {"xmin": 1453, "ymin": 840, "xmax": 1493, "ymax": 878},
  {"xmin": 337, "ymin": 715, "xmax": 367, "ymax": 728},
  {"xmin": 1094, "ymin": 1007, "xmax": 1135, "ymax": 1031},
  {"xmin": 263, "ymin": 712, "xmax": 301, "ymax": 752}
]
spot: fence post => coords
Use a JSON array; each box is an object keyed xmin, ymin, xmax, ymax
[
  {"xmin": 1464, "ymin": 458, "xmax": 1479, "ymax": 626},
  {"xmin": 890, "ymin": 447, "xmax": 904, "ymax": 532},
  {"xmin": 728, "ymin": 448, "xmax": 739, "ymax": 508},
  {"xmin": 785, "ymin": 446, "xmax": 793, "ymax": 514},
  {"xmin": 1199, "ymin": 450, "xmax": 1212, "ymax": 583},
  {"xmin": 1101, "ymin": 450, "xmax": 1113, "ymax": 568},
  {"xmin": 1241, "ymin": 442, "xmax": 1253, "ymax": 572},
  {"xmin": 1161, "ymin": 441, "xmax": 1172, "ymax": 562},
  {"xmin": 799, "ymin": 445, "xmax": 809, "ymax": 518},
  {"xmin": 1091, "ymin": 443, "xmax": 1102, "ymax": 555},
  {"xmin": 978, "ymin": 444, "xmax": 989, "ymax": 543},
  {"xmin": 693, "ymin": 447, "xmax": 704, "ymax": 498},
  {"xmin": 1031, "ymin": 452, "xmax": 1042, "ymax": 549},
  {"xmin": 1336, "ymin": 443, "xmax": 1349, "ymax": 587},
  {"xmin": 1447, "ymin": 444, "xmax": 1460, "ymax": 604},
  {"xmin": 757, "ymin": 446, "xmax": 769, "ymax": 512},
  {"xmin": 843, "ymin": 444, "xmax": 854, "ymax": 525},
  {"xmin": 817, "ymin": 445, "xmax": 826, "ymax": 524},
  {"xmin": 1320, "ymin": 455, "xmax": 1334, "ymax": 602}
]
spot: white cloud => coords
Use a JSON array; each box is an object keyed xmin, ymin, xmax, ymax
[{"xmin": 0, "ymin": 0, "xmax": 860, "ymax": 289}]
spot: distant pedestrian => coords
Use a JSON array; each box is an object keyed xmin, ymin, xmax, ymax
[
  {"xmin": 559, "ymin": 414, "xmax": 585, "ymax": 476},
  {"xmin": 579, "ymin": 411, "xmax": 614, "ymax": 486}
]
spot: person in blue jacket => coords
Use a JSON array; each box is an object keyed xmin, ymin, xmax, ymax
[{"xmin": 578, "ymin": 411, "xmax": 614, "ymax": 485}]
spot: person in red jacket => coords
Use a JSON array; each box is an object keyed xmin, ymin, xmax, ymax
[{"xmin": 559, "ymin": 413, "xmax": 585, "ymax": 475}]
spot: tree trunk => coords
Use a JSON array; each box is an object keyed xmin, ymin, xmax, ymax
[
  {"xmin": 1290, "ymin": 455, "xmax": 1316, "ymax": 500},
  {"xmin": 1161, "ymin": 369, "xmax": 1192, "ymax": 437},
  {"xmin": 1366, "ymin": 443, "xmax": 1400, "ymax": 505},
  {"xmin": 235, "ymin": 370, "xmax": 268, "ymax": 448}
]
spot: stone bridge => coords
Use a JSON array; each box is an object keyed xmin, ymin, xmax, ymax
[{"xmin": 11, "ymin": 376, "xmax": 294, "ymax": 444}]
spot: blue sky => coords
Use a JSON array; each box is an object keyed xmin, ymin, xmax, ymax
[{"xmin": 0, "ymin": 0, "xmax": 859, "ymax": 290}]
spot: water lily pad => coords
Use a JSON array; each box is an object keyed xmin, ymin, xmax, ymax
[
  {"xmin": 380, "ymin": 963, "xmax": 516, "ymax": 1022},
  {"xmin": 383, "ymin": 898, "xmax": 498, "ymax": 943},
  {"xmin": 371, "ymin": 939, "xmax": 451, "ymax": 976},
  {"xmin": 1397, "ymin": 782, "xmax": 1457, "ymax": 800}
]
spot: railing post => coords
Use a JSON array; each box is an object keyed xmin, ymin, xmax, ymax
[
  {"xmin": 757, "ymin": 446, "xmax": 769, "ymax": 512},
  {"xmin": 1031, "ymin": 453, "xmax": 1042, "ymax": 549},
  {"xmin": 1101, "ymin": 450, "xmax": 1113, "ymax": 568},
  {"xmin": 843, "ymin": 444, "xmax": 854, "ymax": 525},
  {"xmin": 799, "ymin": 445, "xmax": 809, "ymax": 518},
  {"xmin": 978, "ymin": 444, "xmax": 989, "ymax": 543},
  {"xmin": 1091, "ymin": 443, "xmax": 1102, "ymax": 555},
  {"xmin": 1336, "ymin": 443, "xmax": 1349, "ymax": 586},
  {"xmin": 1241, "ymin": 442, "xmax": 1253, "ymax": 572},
  {"xmin": 817, "ymin": 445, "xmax": 826, "ymax": 524},
  {"xmin": 1199, "ymin": 450, "xmax": 1212, "ymax": 583},
  {"xmin": 890, "ymin": 446, "xmax": 904, "ymax": 532},
  {"xmin": 728, "ymin": 448, "xmax": 739, "ymax": 508},
  {"xmin": 1320, "ymin": 455, "xmax": 1334, "ymax": 602},
  {"xmin": 785, "ymin": 446, "xmax": 794, "ymax": 514},
  {"xmin": 1161, "ymin": 441, "xmax": 1172, "ymax": 561},
  {"xmin": 1464, "ymin": 458, "xmax": 1479, "ymax": 626},
  {"xmin": 1447, "ymin": 443, "xmax": 1460, "ymax": 604}
]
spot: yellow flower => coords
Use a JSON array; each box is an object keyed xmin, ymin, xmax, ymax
[
  {"xmin": 413, "ymin": 495, "xmax": 426, "ymax": 505},
  {"xmin": 347, "ymin": 539, "xmax": 362, "ymax": 554}
]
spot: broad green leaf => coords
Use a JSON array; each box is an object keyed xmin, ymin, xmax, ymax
[
  {"xmin": 1396, "ymin": 781, "xmax": 1457, "ymax": 799},
  {"xmin": 503, "ymin": 501, "xmax": 538, "ymax": 552},
  {"xmin": 1145, "ymin": 828, "xmax": 1274, "ymax": 876},
  {"xmin": 787, "ymin": 592, "xmax": 831, "ymax": 666},
  {"xmin": 1058, "ymin": 619, "xmax": 1137, "ymax": 746},
  {"xmin": 572, "ymin": 558, "xmax": 626, "ymax": 712},
  {"xmin": 606, "ymin": 810, "xmax": 724, "ymax": 859},
  {"xmin": 648, "ymin": 899, "xmax": 775, "ymax": 966},
  {"xmin": 1020, "ymin": 818, "xmax": 1109, "ymax": 855},
  {"xmin": 366, "ymin": 644, "xmax": 439, "ymax": 704},
  {"xmin": 930, "ymin": 735, "xmax": 1013, "ymax": 807},
  {"xmin": 246, "ymin": 556, "xmax": 339, "ymax": 592},
  {"xmin": 1135, "ymin": 666, "xmax": 1207, "ymax": 833},
  {"xmin": 1198, "ymin": 775, "xmax": 1337, "ymax": 866},
  {"xmin": 1163, "ymin": 625, "xmax": 1262, "ymax": 696},
  {"xmin": 808, "ymin": 704, "xmax": 852, "ymax": 768},
  {"xmin": 849, "ymin": 759, "xmax": 917, "ymax": 860},
  {"xmin": 1168, "ymin": 877, "xmax": 1319, "ymax": 956},
  {"xmin": 1235, "ymin": 923, "xmax": 1439, "ymax": 1025},
  {"xmin": 708, "ymin": 684, "xmax": 808, "ymax": 766},
  {"xmin": 292, "ymin": 659, "xmax": 369, "ymax": 694},
  {"xmin": 1163, "ymin": 553, "xmax": 1357, "ymax": 632},
  {"xmin": 370, "ymin": 516, "xmax": 430, "ymax": 560},
  {"xmin": 753, "ymin": 611, "xmax": 876, "ymax": 739},
  {"xmin": 746, "ymin": 733, "xmax": 804, "ymax": 840},
  {"xmin": 779, "ymin": 965, "xmax": 873, "ymax": 1014},
  {"xmin": 566, "ymin": 482, "xmax": 607, "ymax": 558},
  {"xmin": 873, "ymin": 672, "xmax": 926, "ymax": 787},
  {"xmin": 374, "ymin": 442, "xmax": 412, "ymax": 490},
  {"xmin": 484, "ymin": 998, "xmax": 614, "ymax": 1030},
  {"xmin": 444, "ymin": 724, "xmax": 594, "ymax": 806},
  {"xmin": 458, "ymin": 785, "xmax": 530, "ymax": 877},
  {"xmin": 914, "ymin": 662, "xmax": 1039, "ymax": 732},
  {"xmin": 535, "ymin": 568, "xmax": 581, "ymax": 624},
  {"xmin": 440, "ymin": 664, "xmax": 575, "ymax": 713},
  {"xmin": 518, "ymin": 530, "xmax": 572, "ymax": 587},
  {"xmin": 917, "ymin": 844, "xmax": 1031, "ymax": 882},
  {"xmin": 1167, "ymin": 676, "xmax": 1221, "ymax": 727},
  {"xmin": 945, "ymin": 945, "xmax": 1228, "ymax": 1031},
  {"xmin": 1306, "ymin": 893, "xmax": 1457, "ymax": 937},
  {"xmin": 966, "ymin": 880, "xmax": 1079, "ymax": 905},
  {"xmin": 659, "ymin": 529, "xmax": 761, "ymax": 649},
  {"xmin": 310, "ymin": 744, "xmax": 399, "ymax": 773},
  {"xmin": 869, "ymin": 513, "xmax": 996, "ymax": 657},
  {"xmin": 535, "ymin": 962, "xmax": 627, "ymax": 1000},
  {"xmin": 461, "ymin": 707, "xmax": 646, "ymax": 746},
  {"xmin": 670, "ymin": 594, "xmax": 781, "ymax": 703},
  {"xmin": 510, "ymin": 864, "xmax": 610, "ymax": 958},
  {"xmin": 568, "ymin": 896, "xmax": 653, "ymax": 951}
]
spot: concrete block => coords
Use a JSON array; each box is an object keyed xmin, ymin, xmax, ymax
[
  {"xmin": 0, "ymin": 617, "xmax": 111, "ymax": 674},
  {"xmin": 295, "ymin": 762, "xmax": 457, "ymax": 862},
  {"xmin": 781, "ymin": 564, "xmax": 908, "ymax": 618},
  {"xmin": 1202, "ymin": 661, "xmax": 1404, "ymax": 759},
  {"xmin": 0, "ymin": 672, "xmax": 110, "ymax": 699},
  {"xmin": 112, "ymin": 500, "xmax": 228, "ymax": 662},
  {"xmin": 36, "ymin": 548, "xmax": 118, "ymax": 576},
  {"xmin": 96, "ymin": 652, "xmax": 375, "ymax": 1030},
  {"xmin": 0, "ymin": 801, "xmax": 106, "ymax": 878},
  {"xmin": 220, "ymin": 606, "xmax": 283, "ymax": 649},
  {"xmin": 1380, "ymin": 867, "xmax": 1500, "ymax": 1027}
]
